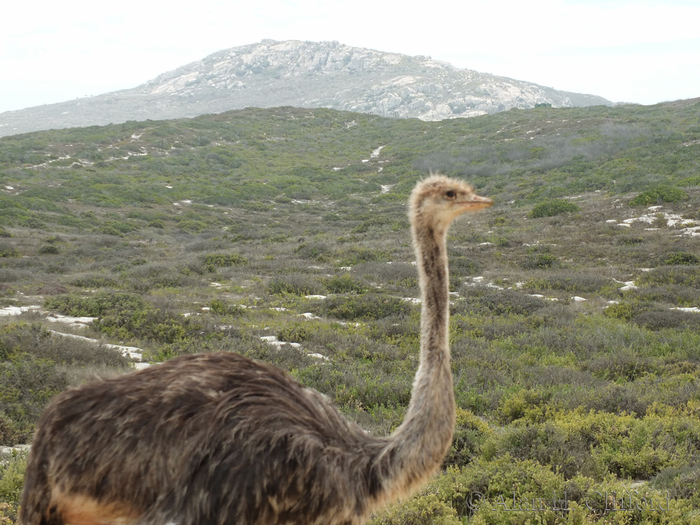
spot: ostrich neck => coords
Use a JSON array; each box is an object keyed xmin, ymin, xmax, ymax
[{"xmin": 379, "ymin": 223, "xmax": 456, "ymax": 498}]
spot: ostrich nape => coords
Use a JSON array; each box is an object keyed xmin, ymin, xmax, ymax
[{"xmin": 19, "ymin": 174, "xmax": 492, "ymax": 525}]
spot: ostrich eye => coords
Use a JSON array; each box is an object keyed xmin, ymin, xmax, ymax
[{"xmin": 445, "ymin": 190, "xmax": 456, "ymax": 199}]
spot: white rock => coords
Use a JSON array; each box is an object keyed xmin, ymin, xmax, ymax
[{"xmin": 0, "ymin": 305, "xmax": 42, "ymax": 316}]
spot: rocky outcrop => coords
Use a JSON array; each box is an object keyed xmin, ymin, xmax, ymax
[{"xmin": 0, "ymin": 40, "xmax": 611, "ymax": 137}]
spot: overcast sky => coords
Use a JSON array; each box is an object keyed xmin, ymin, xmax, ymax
[{"xmin": 2, "ymin": 0, "xmax": 699, "ymax": 114}]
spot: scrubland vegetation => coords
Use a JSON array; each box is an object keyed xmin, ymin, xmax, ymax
[{"xmin": 1, "ymin": 99, "xmax": 700, "ymax": 523}]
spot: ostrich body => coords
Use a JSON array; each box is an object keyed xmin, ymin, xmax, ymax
[{"xmin": 20, "ymin": 174, "xmax": 492, "ymax": 525}]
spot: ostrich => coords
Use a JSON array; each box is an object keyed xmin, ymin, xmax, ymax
[{"xmin": 20, "ymin": 174, "xmax": 492, "ymax": 525}]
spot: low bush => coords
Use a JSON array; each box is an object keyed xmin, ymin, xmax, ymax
[
  {"xmin": 630, "ymin": 185, "xmax": 688, "ymax": 206},
  {"xmin": 45, "ymin": 292, "xmax": 146, "ymax": 318},
  {"xmin": 96, "ymin": 306, "xmax": 205, "ymax": 345},
  {"xmin": 498, "ymin": 389, "xmax": 549, "ymax": 424},
  {"xmin": 98, "ymin": 225, "xmax": 123, "ymax": 236},
  {"xmin": 443, "ymin": 408, "xmax": 492, "ymax": 468},
  {"xmin": 369, "ymin": 494, "xmax": 461, "ymax": 525},
  {"xmin": 277, "ymin": 323, "xmax": 311, "ymax": 344},
  {"xmin": 0, "ymin": 451, "xmax": 26, "ymax": 520},
  {"xmin": 324, "ymin": 274, "xmax": 367, "ymax": 294},
  {"xmin": 203, "ymin": 253, "xmax": 248, "ymax": 271},
  {"xmin": 529, "ymin": 199, "xmax": 579, "ymax": 218},
  {"xmin": 663, "ymin": 252, "xmax": 699, "ymax": 266},
  {"xmin": 627, "ymin": 284, "xmax": 700, "ymax": 306},
  {"xmin": 603, "ymin": 301, "xmax": 647, "ymax": 321},
  {"xmin": 525, "ymin": 273, "xmax": 611, "ymax": 293},
  {"xmin": 0, "ymin": 357, "xmax": 68, "ymax": 443},
  {"xmin": 69, "ymin": 275, "xmax": 121, "ymax": 288},
  {"xmin": 615, "ymin": 236, "xmax": 644, "ymax": 245},
  {"xmin": 0, "ymin": 323, "xmax": 130, "ymax": 369},
  {"xmin": 583, "ymin": 352, "xmax": 657, "ymax": 382},
  {"xmin": 320, "ymin": 294, "xmax": 412, "ymax": 321},
  {"xmin": 0, "ymin": 244, "xmax": 19, "ymax": 258},
  {"xmin": 652, "ymin": 463, "xmax": 700, "ymax": 501},
  {"xmin": 209, "ymin": 299, "xmax": 242, "ymax": 316},
  {"xmin": 127, "ymin": 264, "xmax": 204, "ymax": 290},
  {"xmin": 521, "ymin": 253, "xmax": 559, "ymax": 270},
  {"xmin": 294, "ymin": 243, "xmax": 333, "ymax": 261},
  {"xmin": 337, "ymin": 247, "xmax": 391, "ymax": 266},
  {"xmin": 638, "ymin": 265, "xmax": 700, "ymax": 288},
  {"xmin": 461, "ymin": 287, "xmax": 546, "ymax": 316},
  {"xmin": 584, "ymin": 383, "xmax": 648, "ymax": 416},
  {"xmin": 38, "ymin": 245, "xmax": 59, "ymax": 255},
  {"xmin": 633, "ymin": 308, "xmax": 700, "ymax": 331},
  {"xmin": 267, "ymin": 274, "xmax": 325, "ymax": 296}
]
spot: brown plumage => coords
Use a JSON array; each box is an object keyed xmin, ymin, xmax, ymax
[{"xmin": 19, "ymin": 174, "xmax": 492, "ymax": 525}]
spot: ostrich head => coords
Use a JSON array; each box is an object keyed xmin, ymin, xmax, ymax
[{"xmin": 409, "ymin": 174, "xmax": 493, "ymax": 234}]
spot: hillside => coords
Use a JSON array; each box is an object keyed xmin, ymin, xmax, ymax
[
  {"xmin": 1, "ymin": 100, "xmax": 700, "ymax": 523},
  {"xmin": 0, "ymin": 39, "xmax": 611, "ymax": 137}
]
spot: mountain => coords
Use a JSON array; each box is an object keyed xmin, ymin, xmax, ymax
[{"xmin": 0, "ymin": 39, "xmax": 612, "ymax": 137}]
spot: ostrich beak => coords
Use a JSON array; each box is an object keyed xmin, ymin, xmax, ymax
[{"xmin": 459, "ymin": 194, "xmax": 493, "ymax": 212}]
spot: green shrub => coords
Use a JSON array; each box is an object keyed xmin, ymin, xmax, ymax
[
  {"xmin": 294, "ymin": 243, "xmax": 333, "ymax": 261},
  {"xmin": 633, "ymin": 308, "xmax": 700, "ymax": 331},
  {"xmin": 630, "ymin": 185, "xmax": 688, "ymax": 206},
  {"xmin": 584, "ymin": 383, "xmax": 648, "ymax": 416},
  {"xmin": 369, "ymin": 494, "xmax": 461, "ymax": 525},
  {"xmin": 268, "ymin": 274, "xmax": 325, "ymax": 296},
  {"xmin": 101, "ymin": 220, "xmax": 135, "ymax": 234},
  {"xmin": 525, "ymin": 273, "xmax": 610, "ymax": 293},
  {"xmin": 277, "ymin": 323, "xmax": 311, "ymax": 343},
  {"xmin": 241, "ymin": 202, "xmax": 273, "ymax": 212},
  {"xmin": 338, "ymin": 247, "xmax": 390, "ymax": 266},
  {"xmin": 203, "ymin": 253, "xmax": 248, "ymax": 271},
  {"xmin": 652, "ymin": 464, "xmax": 700, "ymax": 500},
  {"xmin": 0, "ymin": 451, "xmax": 27, "ymax": 518},
  {"xmin": 428, "ymin": 456, "xmax": 565, "ymax": 518},
  {"xmin": 521, "ymin": 253, "xmax": 559, "ymax": 270},
  {"xmin": 209, "ymin": 299, "xmax": 242, "ymax": 316},
  {"xmin": 603, "ymin": 302, "xmax": 645, "ymax": 321},
  {"xmin": 628, "ymin": 284, "xmax": 700, "ymax": 306},
  {"xmin": 0, "ymin": 357, "xmax": 69, "ymax": 441},
  {"xmin": 38, "ymin": 245, "xmax": 59, "ymax": 254},
  {"xmin": 69, "ymin": 275, "xmax": 121, "ymax": 288},
  {"xmin": 528, "ymin": 199, "xmax": 579, "ymax": 218},
  {"xmin": 443, "ymin": 409, "xmax": 492, "ymax": 468},
  {"xmin": 498, "ymin": 389, "xmax": 548, "ymax": 424},
  {"xmin": 0, "ymin": 416, "xmax": 26, "ymax": 447},
  {"xmin": 322, "ymin": 294, "xmax": 412, "ymax": 321},
  {"xmin": 325, "ymin": 274, "xmax": 367, "ymax": 294},
  {"xmin": 0, "ymin": 323, "xmax": 130, "ymax": 369},
  {"xmin": 179, "ymin": 220, "xmax": 207, "ymax": 233},
  {"xmin": 352, "ymin": 217, "xmax": 393, "ymax": 234},
  {"xmin": 663, "ymin": 252, "xmax": 699, "ymax": 265},
  {"xmin": 639, "ymin": 266, "xmax": 700, "ymax": 288},
  {"xmin": 127, "ymin": 264, "xmax": 203, "ymax": 291},
  {"xmin": 45, "ymin": 292, "xmax": 146, "ymax": 317},
  {"xmin": 0, "ymin": 244, "xmax": 19, "ymax": 258},
  {"xmin": 0, "ymin": 227, "xmax": 11, "ymax": 238},
  {"xmin": 98, "ymin": 225, "xmax": 123, "ymax": 236},
  {"xmin": 463, "ymin": 287, "xmax": 545, "ymax": 316},
  {"xmin": 615, "ymin": 235, "xmax": 644, "ymax": 245},
  {"xmin": 96, "ymin": 307, "xmax": 205, "ymax": 344}
]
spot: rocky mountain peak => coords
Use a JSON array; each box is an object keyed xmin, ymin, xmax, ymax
[{"xmin": 0, "ymin": 40, "xmax": 611, "ymax": 137}]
